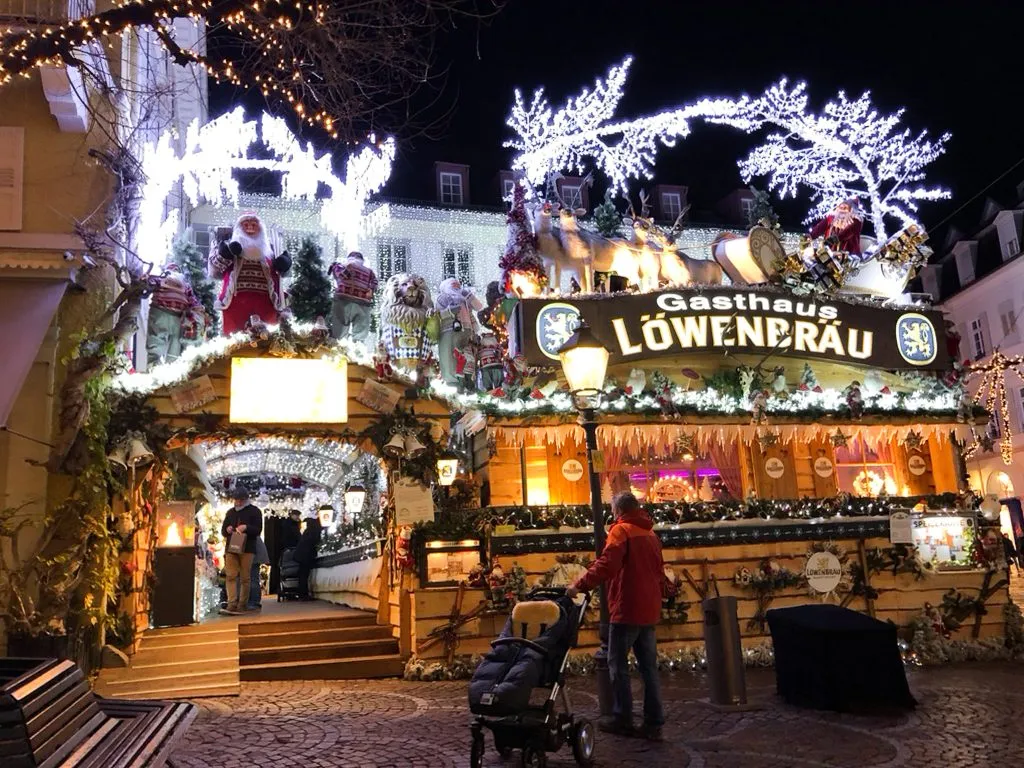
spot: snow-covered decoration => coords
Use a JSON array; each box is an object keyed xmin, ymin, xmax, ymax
[
  {"xmin": 138, "ymin": 108, "xmax": 395, "ymax": 266},
  {"xmin": 707, "ymin": 80, "xmax": 950, "ymax": 241},
  {"xmin": 507, "ymin": 59, "xmax": 950, "ymax": 241}
]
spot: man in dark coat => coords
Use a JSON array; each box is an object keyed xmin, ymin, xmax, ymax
[
  {"xmin": 568, "ymin": 492, "xmax": 667, "ymax": 740},
  {"xmin": 292, "ymin": 517, "xmax": 323, "ymax": 600},
  {"xmin": 220, "ymin": 489, "xmax": 264, "ymax": 614},
  {"xmin": 282, "ymin": 509, "xmax": 302, "ymax": 549}
]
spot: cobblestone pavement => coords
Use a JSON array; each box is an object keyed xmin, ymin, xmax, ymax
[{"xmin": 169, "ymin": 664, "xmax": 1023, "ymax": 767}]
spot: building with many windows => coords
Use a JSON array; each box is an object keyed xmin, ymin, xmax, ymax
[{"xmin": 917, "ymin": 185, "xmax": 1024, "ymax": 504}]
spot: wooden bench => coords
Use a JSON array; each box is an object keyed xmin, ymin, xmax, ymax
[{"xmin": 0, "ymin": 658, "xmax": 197, "ymax": 767}]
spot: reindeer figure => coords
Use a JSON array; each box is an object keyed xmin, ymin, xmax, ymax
[
  {"xmin": 649, "ymin": 205, "xmax": 725, "ymax": 287},
  {"xmin": 625, "ymin": 190, "xmax": 663, "ymax": 292}
]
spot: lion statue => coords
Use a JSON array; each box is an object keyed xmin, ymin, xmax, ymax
[{"xmin": 379, "ymin": 272, "xmax": 435, "ymax": 367}]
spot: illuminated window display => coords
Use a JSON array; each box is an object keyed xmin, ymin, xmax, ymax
[
  {"xmin": 835, "ymin": 438, "xmax": 899, "ymax": 497},
  {"xmin": 911, "ymin": 514, "xmax": 977, "ymax": 569}
]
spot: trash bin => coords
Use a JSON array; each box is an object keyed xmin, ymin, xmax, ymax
[{"xmin": 702, "ymin": 596, "xmax": 747, "ymax": 707}]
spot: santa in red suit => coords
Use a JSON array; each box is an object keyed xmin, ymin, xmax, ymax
[
  {"xmin": 208, "ymin": 213, "xmax": 292, "ymax": 334},
  {"xmin": 809, "ymin": 199, "xmax": 864, "ymax": 256}
]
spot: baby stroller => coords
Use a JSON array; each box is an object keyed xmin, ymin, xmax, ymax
[
  {"xmin": 277, "ymin": 547, "xmax": 302, "ymax": 601},
  {"xmin": 468, "ymin": 587, "xmax": 594, "ymax": 768}
]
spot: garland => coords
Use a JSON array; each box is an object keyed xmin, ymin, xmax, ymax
[
  {"xmin": 734, "ymin": 559, "xmax": 803, "ymax": 632},
  {"xmin": 906, "ymin": 601, "xmax": 1024, "ymax": 665}
]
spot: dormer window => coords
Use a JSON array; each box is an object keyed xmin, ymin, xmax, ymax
[
  {"xmin": 501, "ymin": 178, "xmax": 516, "ymax": 200},
  {"xmin": 560, "ymin": 183, "xmax": 583, "ymax": 210},
  {"xmin": 739, "ymin": 197, "xmax": 755, "ymax": 222},
  {"xmin": 1004, "ymin": 237, "xmax": 1019, "ymax": 261},
  {"xmin": 440, "ymin": 172, "xmax": 463, "ymax": 205},
  {"xmin": 661, "ymin": 191, "xmax": 682, "ymax": 221}
]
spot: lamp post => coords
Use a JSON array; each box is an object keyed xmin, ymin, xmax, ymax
[
  {"xmin": 344, "ymin": 484, "xmax": 366, "ymax": 524},
  {"xmin": 557, "ymin": 322, "xmax": 613, "ymax": 716}
]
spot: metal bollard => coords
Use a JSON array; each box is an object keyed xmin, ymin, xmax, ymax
[{"xmin": 702, "ymin": 596, "xmax": 748, "ymax": 707}]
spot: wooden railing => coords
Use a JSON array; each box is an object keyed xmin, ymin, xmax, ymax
[{"xmin": 0, "ymin": 0, "xmax": 93, "ymax": 24}]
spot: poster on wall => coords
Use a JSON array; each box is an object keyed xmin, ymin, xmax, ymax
[
  {"xmin": 889, "ymin": 511, "xmax": 914, "ymax": 544},
  {"xmin": 356, "ymin": 379, "xmax": 402, "ymax": 414},
  {"xmin": 393, "ymin": 478, "xmax": 435, "ymax": 526}
]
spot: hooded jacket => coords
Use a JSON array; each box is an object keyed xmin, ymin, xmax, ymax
[{"xmin": 573, "ymin": 508, "xmax": 665, "ymax": 626}]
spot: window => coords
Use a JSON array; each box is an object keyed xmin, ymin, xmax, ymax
[
  {"xmin": 192, "ymin": 227, "xmax": 212, "ymax": 252},
  {"xmin": 0, "ymin": 126, "xmax": 24, "ymax": 231},
  {"xmin": 1004, "ymin": 237, "xmax": 1019, "ymax": 260},
  {"xmin": 739, "ymin": 196, "xmax": 755, "ymax": 222},
  {"xmin": 442, "ymin": 246, "xmax": 473, "ymax": 284},
  {"xmin": 560, "ymin": 184, "xmax": 583, "ymax": 210},
  {"xmin": 970, "ymin": 317, "xmax": 988, "ymax": 358},
  {"xmin": 988, "ymin": 410, "xmax": 1002, "ymax": 439},
  {"xmin": 502, "ymin": 178, "xmax": 516, "ymax": 200},
  {"xmin": 955, "ymin": 251, "xmax": 975, "ymax": 284},
  {"xmin": 440, "ymin": 172, "xmax": 463, "ymax": 205},
  {"xmin": 661, "ymin": 191, "xmax": 682, "ymax": 221},
  {"xmin": 1000, "ymin": 302, "xmax": 1019, "ymax": 340},
  {"xmin": 834, "ymin": 438, "xmax": 899, "ymax": 497},
  {"xmin": 377, "ymin": 241, "xmax": 409, "ymax": 281}
]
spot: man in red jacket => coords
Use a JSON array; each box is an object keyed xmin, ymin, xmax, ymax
[{"xmin": 567, "ymin": 492, "xmax": 666, "ymax": 740}]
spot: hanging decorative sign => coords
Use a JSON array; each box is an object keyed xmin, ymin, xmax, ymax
[
  {"xmin": 230, "ymin": 357, "xmax": 348, "ymax": 423},
  {"xmin": 813, "ymin": 455, "xmax": 835, "ymax": 478},
  {"xmin": 907, "ymin": 454, "xmax": 927, "ymax": 476},
  {"xmin": 393, "ymin": 478, "xmax": 435, "ymax": 526},
  {"xmin": 804, "ymin": 550, "xmax": 843, "ymax": 594},
  {"xmin": 764, "ymin": 457, "xmax": 786, "ymax": 479},
  {"xmin": 561, "ymin": 459, "xmax": 585, "ymax": 482},
  {"xmin": 511, "ymin": 288, "xmax": 949, "ymax": 371},
  {"xmin": 889, "ymin": 511, "xmax": 914, "ymax": 544},
  {"xmin": 356, "ymin": 379, "xmax": 402, "ymax": 414},
  {"xmin": 169, "ymin": 375, "xmax": 217, "ymax": 413},
  {"xmin": 590, "ymin": 450, "xmax": 606, "ymax": 473}
]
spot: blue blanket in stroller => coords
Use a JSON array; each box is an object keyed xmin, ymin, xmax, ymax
[{"xmin": 468, "ymin": 595, "xmax": 580, "ymax": 717}]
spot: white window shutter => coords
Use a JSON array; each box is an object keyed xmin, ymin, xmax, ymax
[
  {"xmin": 0, "ymin": 127, "xmax": 24, "ymax": 231},
  {"xmin": 978, "ymin": 311, "xmax": 992, "ymax": 353}
]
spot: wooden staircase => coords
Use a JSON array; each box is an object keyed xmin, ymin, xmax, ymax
[
  {"xmin": 94, "ymin": 603, "xmax": 404, "ymax": 698},
  {"xmin": 94, "ymin": 624, "xmax": 240, "ymax": 700},
  {"xmin": 238, "ymin": 612, "xmax": 405, "ymax": 681}
]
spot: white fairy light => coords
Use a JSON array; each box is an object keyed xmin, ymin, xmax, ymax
[
  {"xmin": 706, "ymin": 79, "xmax": 951, "ymax": 240},
  {"xmin": 205, "ymin": 437, "xmax": 355, "ymax": 489},
  {"xmin": 507, "ymin": 59, "xmax": 950, "ymax": 240},
  {"xmin": 138, "ymin": 108, "xmax": 395, "ymax": 266}
]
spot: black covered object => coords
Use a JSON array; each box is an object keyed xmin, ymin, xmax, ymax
[
  {"xmin": 469, "ymin": 595, "xmax": 579, "ymax": 717},
  {"xmin": 152, "ymin": 546, "xmax": 196, "ymax": 627},
  {"xmin": 767, "ymin": 604, "xmax": 916, "ymax": 712}
]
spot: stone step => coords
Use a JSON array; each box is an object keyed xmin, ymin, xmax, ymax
[
  {"xmin": 104, "ymin": 655, "xmax": 238, "ymax": 679},
  {"xmin": 239, "ymin": 654, "xmax": 405, "ymax": 682},
  {"xmin": 97, "ymin": 668, "xmax": 240, "ymax": 694},
  {"xmin": 240, "ymin": 638, "xmax": 399, "ymax": 666},
  {"xmin": 96, "ymin": 680, "xmax": 241, "ymax": 700},
  {"xmin": 141, "ymin": 628, "xmax": 237, "ymax": 648},
  {"xmin": 236, "ymin": 612, "xmax": 376, "ymax": 636},
  {"xmin": 237, "ymin": 624, "xmax": 392, "ymax": 651}
]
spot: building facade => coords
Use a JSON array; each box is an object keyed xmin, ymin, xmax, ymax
[{"xmin": 920, "ymin": 186, "xmax": 1024, "ymax": 506}]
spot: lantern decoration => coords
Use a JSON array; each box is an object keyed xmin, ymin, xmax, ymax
[
  {"xmin": 437, "ymin": 451, "xmax": 460, "ymax": 487},
  {"xmin": 345, "ymin": 484, "xmax": 366, "ymax": 517},
  {"xmin": 318, "ymin": 504, "xmax": 335, "ymax": 527},
  {"xmin": 979, "ymin": 494, "xmax": 1002, "ymax": 522},
  {"xmin": 557, "ymin": 322, "xmax": 609, "ymax": 410}
]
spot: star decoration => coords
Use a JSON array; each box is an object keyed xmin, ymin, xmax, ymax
[
  {"xmin": 904, "ymin": 431, "xmax": 924, "ymax": 451},
  {"xmin": 758, "ymin": 432, "xmax": 780, "ymax": 448},
  {"xmin": 831, "ymin": 430, "xmax": 850, "ymax": 448}
]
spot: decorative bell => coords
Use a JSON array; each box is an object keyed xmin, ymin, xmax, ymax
[
  {"xmin": 126, "ymin": 437, "xmax": 154, "ymax": 467},
  {"xmin": 107, "ymin": 444, "xmax": 129, "ymax": 470},
  {"xmin": 384, "ymin": 432, "xmax": 407, "ymax": 457},
  {"xmin": 404, "ymin": 433, "xmax": 427, "ymax": 459}
]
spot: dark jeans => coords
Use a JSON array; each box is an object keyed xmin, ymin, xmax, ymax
[
  {"xmin": 247, "ymin": 558, "xmax": 262, "ymax": 608},
  {"xmin": 608, "ymin": 623, "xmax": 665, "ymax": 726}
]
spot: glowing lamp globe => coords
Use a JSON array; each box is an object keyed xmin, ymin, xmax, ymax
[
  {"xmin": 437, "ymin": 454, "xmax": 460, "ymax": 487},
  {"xmin": 557, "ymin": 322, "xmax": 609, "ymax": 408},
  {"xmin": 980, "ymin": 494, "xmax": 1002, "ymax": 521},
  {"xmin": 345, "ymin": 485, "xmax": 366, "ymax": 516},
  {"xmin": 317, "ymin": 505, "xmax": 334, "ymax": 527}
]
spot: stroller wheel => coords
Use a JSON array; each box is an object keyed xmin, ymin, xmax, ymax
[
  {"xmin": 571, "ymin": 718, "xmax": 596, "ymax": 766},
  {"xmin": 470, "ymin": 730, "xmax": 485, "ymax": 768},
  {"xmin": 519, "ymin": 745, "xmax": 547, "ymax": 768}
]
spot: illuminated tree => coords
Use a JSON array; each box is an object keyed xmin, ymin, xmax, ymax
[
  {"xmin": 0, "ymin": 0, "xmax": 493, "ymax": 140},
  {"xmin": 507, "ymin": 58, "xmax": 950, "ymax": 241}
]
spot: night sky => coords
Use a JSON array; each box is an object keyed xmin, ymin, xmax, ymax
[{"xmin": 215, "ymin": 1, "xmax": 1024, "ymax": 236}]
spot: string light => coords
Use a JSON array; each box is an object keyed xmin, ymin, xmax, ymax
[
  {"xmin": 967, "ymin": 349, "xmax": 1022, "ymax": 465},
  {"xmin": 0, "ymin": 1, "xmax": 347, "ymax": 134},
  {"xmin": 507, "ymin": 57, "xmax": 950, "ymax": 240},
  {"xmin": 139, "ymin": 108, "xmax": 394, "ymax": 266}
]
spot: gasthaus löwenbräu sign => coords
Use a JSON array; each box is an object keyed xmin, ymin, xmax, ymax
[{"xmin": 510, "ymin": 288, "xmax": 949, "ymax": 371}]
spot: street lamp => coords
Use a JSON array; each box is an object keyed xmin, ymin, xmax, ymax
[
  {"xmin": 436, "ymin": 450, "xmax": 460, "ymax": 487},
  {"xmin": 345, "ymin": 484, "xmax": 366, "ymax": 519},
  {"xmin": 558, "ymin": 322, "xmax": 613, "ymax": 716}
]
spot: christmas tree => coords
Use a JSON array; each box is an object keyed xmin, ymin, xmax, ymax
[
  {"xmin": 289, "ymin": 237, "xmax": 332, "ymax": 323},
  {"xmin": 747, "ymin": 186, "xmax": 780, "ymax": 230},
  {"xmin": 799, "ymin": 362, "xmax": 819, "ymax": 390},
  {"xmin": 498, "ymin": 182, "xmax": 546, "ymax": 295},
  {"xmin": 592, "ymin": 188, "xmax": 622, "ymax": 238},
  {"xmin": 173, "ymin": 235, "xmax": 218, "ymax": 336}
]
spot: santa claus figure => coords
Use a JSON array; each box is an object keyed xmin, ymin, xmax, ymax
[
  {"xmin": 809, "ymin": 199, "xmax": 864, "ymax": 256},
  {"xmin": 329, "ymin": 251, "xmax": 378, "ymax": 342},
  {"xmin": 208, "ymin": 213, "xmax": 291, "ymax": 334},
  {"xmin": 147, "ymin": 263, "xmax": 204, "ymax": 366},
  {"xmin": 435, "ymin": 278, "xmax": 483, "ymax": 386}
]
